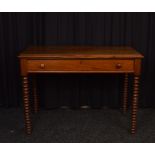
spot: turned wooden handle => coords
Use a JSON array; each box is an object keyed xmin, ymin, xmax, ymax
[
  {"xmin": 116, "ymin": 63, "xmax": 122, "ymax": 69},
  {"xmin": 40, "ymin": 63, "xmax": 45, "ymax": 69}
]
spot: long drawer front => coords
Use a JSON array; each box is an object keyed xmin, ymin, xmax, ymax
[{"xmin": 27, "ymin": 59, "xmax": 134, "ymax": 73}]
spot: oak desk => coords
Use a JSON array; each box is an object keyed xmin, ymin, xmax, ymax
[{"xmin": 18, "ymin": 46, "xmax": 143, "ymax": 135}]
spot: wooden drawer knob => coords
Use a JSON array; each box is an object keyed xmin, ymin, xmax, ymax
[
  {"xmin": 40, "ymin": 63, "xmax": 45, "ymax": 69},
  {"xmin": 116, "ymin": 63, "xmax": 122, "ymax": 69}
]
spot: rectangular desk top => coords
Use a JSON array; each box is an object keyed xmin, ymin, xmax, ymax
[{"xmin": 19, "ymin": 46, "xmax": 143, "ymax": 59}]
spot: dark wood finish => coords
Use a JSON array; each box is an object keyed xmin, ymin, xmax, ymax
[
  {"xmin": 18, "ymin": 46, "xmax": 143, "ymax": 134},
  {"xmin": 27, "ymin": 59, "xmax": 134, "ymax": 73},
  {"xmin": 19, "ymin": 46, "xmax": 143, "ymax": 59},
  {"xmin": 20, "ymin": 59, "xmax": 27, "ymax": 76},
  {"xmin": 131, "ymin": 76, "xmax": 140, "ymax": 134},
  {"xmin": 123, "ymin": 73, "xmax": 128, "ymax": 113},
  {"xmin": 22, "ymin": 76, "xmax": 32, "ymax": 134},
  {"xmin": 33, "ymin": 76, "xmax": 39, "ymax": 113},
  {"xmin": 134, "ymin": 59, "xmax": 142, "ymax": 76}
]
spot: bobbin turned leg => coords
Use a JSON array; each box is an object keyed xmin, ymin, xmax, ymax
[
  {"xmin": 22, "ymin": 76, "xmax": 32, "ymax": 134},
  {"xmin": 123, "ymin": 73, "xmax": 128, "ymax": 113},
  {"xmin": 33, "ymin": 75, "xmax": 39, "ymax": 113},
  {"xmin": 131, "ymin": 75, "xmax": 139, "ymax": 134}
]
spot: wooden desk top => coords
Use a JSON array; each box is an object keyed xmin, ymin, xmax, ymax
[{"xmin": 19, "ymin": 46, "xmax": 143, "ymax": 59}]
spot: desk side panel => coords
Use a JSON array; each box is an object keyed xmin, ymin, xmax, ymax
[
  {"xmin": 20, "ymin": 58, "xmax": 28, "ymax": 76},
  {"xmin": 134, "ymin": 59, "xmax": 142, "ymax": 76}
]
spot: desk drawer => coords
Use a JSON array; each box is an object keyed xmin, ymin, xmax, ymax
[{"xmin": 27, "ymin": 60, "xmax": 134, "ymax": 72}]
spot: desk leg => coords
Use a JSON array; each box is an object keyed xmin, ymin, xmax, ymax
[
  {"xmin": 123, "ymin": 73, "xmax": 128, "ymax": 113},
  {"xmin": 33, "ymin": 75, "xmax": 39, "ymax": 113},
  {"xmin": 131, "ymin": 75, "xmax": 139, "ymax": 134},
  {"xmin": 22, "ymin": 76, "xmax": 32, "ymax": 134}
]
